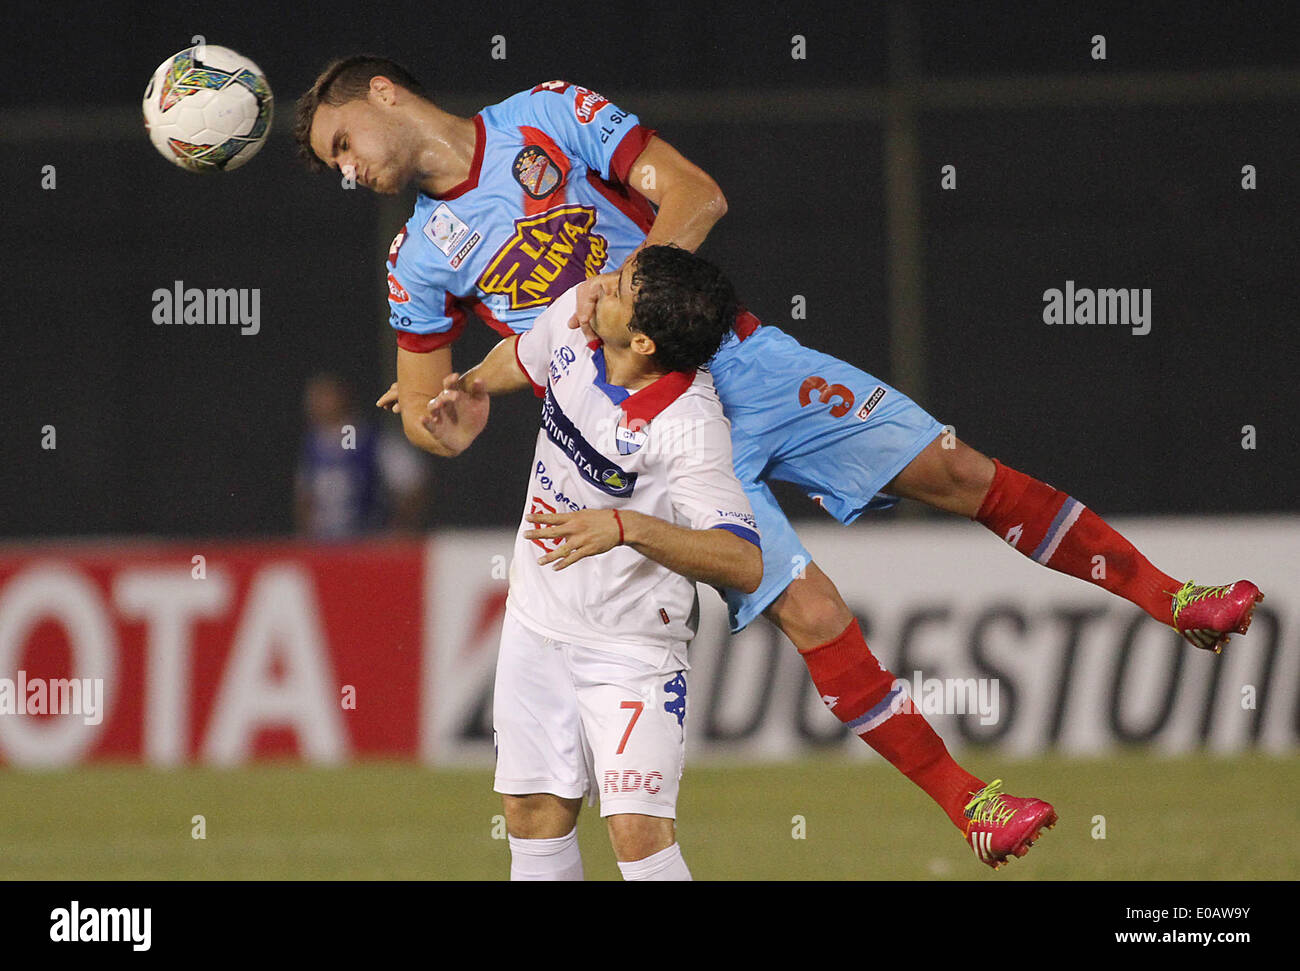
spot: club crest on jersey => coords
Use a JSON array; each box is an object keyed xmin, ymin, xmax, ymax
[
  {"xmin": 424, "ymin": 202, "xmax": 482, "ymax": 269},
  {"xmin": 478, "ymin": 205, "xmax": 609, "ymax": 310},
  {"xmin": 513, "ymin": 145, "xmax": 562, "ymax": 199},
  {"xmin": 615, "ymin": 415, "xmax": 649, "ymax": 455}
]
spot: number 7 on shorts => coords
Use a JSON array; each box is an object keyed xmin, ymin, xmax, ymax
[{"xmin": 616, "ymin": 701, "xmax": 644, "ymax": 755}]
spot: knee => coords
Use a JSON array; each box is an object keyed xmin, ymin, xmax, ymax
[
  {"xmin": 503, "ymin": 793, "xmax": 580, "ymax": 840},
  {"xmin": 767, "ymin": 564, "xmax": 854, "ymax": 649},
  {"xmin": 606, "ymin": 814, "xmax": 674, "ymax": 862},
  {"xmin": 944, "ymin": 442, "xmax": 996, "ymax": 512}
]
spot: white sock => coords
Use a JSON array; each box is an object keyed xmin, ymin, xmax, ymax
[
  {"xmin": 508, "ymin": 827, "xmax": 584, "ymax": 881},
  {"xmin": 617, "ymin": 842, "xmax": 692, "ymax": 881}
]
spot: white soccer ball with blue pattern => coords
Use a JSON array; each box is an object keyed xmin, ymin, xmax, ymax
[{"xmin": 142, "ymin": 44, "xmax": 273, "ymax": 172}]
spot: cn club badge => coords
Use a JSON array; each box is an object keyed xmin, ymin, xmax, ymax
[{"xmin": 615, "ymin": 415, "xmax": 648, "ymax": 455}]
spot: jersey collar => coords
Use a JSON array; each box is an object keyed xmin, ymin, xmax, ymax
[
  {"xmin": 432, "ymin": 115, "xmax": 485, "ymax": 201},
  {"xmin": 591, "ymin": 345, "xmax": 695, "ymax": 423}
]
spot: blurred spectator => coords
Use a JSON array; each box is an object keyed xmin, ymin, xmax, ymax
[{"xmin": 295, "ymin": 373, "xmax": 430, "ymax": 537}]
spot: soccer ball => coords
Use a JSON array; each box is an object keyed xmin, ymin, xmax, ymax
[{"xmin": 142, "ymin": 44, "xmax": 273, "ymax": 172}]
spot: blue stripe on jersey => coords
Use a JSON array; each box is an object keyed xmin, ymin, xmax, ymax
[
  {"xmin": 710, "ymin": 523, "xmax": 761, "ymax": 549},
  {"xmin": 540, "ymin": 385, "xmax": 638, "ymax": 498},
  {"xmin": 591, "ymin": 347, "xmax": 630, "ymax": 405}
]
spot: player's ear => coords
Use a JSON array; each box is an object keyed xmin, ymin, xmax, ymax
[
  {"xmin": 630, "ymin": 332, "xmax": 657, "ymax": 360},
  {"xmin": 370, "ymin": 75, "xmax": 396, "ymax": 105}
]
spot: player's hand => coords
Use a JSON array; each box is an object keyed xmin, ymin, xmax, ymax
[
  {"xmin": 376, "ymin": 381, "xmax": 401, "ymax": 413},
  {"xmin": 524, "ymin": 510, "xmax": 623, "ymax": 570},
  {"xmin": 569, "ymin": 246, "xmax": 647, "ymax": 339},
  {"xmin": 566, "ymin": 276, "xmax": 602, "ymax": 341},
  {"xmin": 420, "ymin": 372, "xmax": 489, "ymax": 456}
]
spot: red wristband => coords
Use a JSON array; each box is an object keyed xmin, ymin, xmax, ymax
[{"xmin": 612, "ymin": 510, "xmax": 625, "ymax": 546}]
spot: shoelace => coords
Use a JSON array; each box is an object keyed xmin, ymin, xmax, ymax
[
  {"xmin": 964, "ymin": 779, "xmax": 1016, "ymax": 826},
  {"xmin": 1171, "ymin": 581, "xmax": 1234, "ymax": 623}
]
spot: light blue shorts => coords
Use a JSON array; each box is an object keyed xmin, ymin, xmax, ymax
[{"xmin": 709, "ymin": 325, "xmax": 943, "ymax": 631}]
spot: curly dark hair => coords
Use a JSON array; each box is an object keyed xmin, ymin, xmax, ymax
[
  {"xmin": 627, "ymin": 246, "xmax": 738, "ymax": 373},
  {"xmin": 293, "ymin": 55, "xmax": 426, "ymax": 169}
]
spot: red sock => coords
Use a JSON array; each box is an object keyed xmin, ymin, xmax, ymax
[
  {"xmin": 801, "ymin": 619, "xmax": 984, "ymax": 830},
  {"xmin": 975, "ymin": 459, "xmax": 1182, "ymax": 626}
]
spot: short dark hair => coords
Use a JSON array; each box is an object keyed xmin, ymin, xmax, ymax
[
  {"xmin": 294, "ymin": 56, "xmax": 426, "ymax": 169},
  {"xmin": 627, "ymin": 246, "xmax": 738, "ymax": 373}
]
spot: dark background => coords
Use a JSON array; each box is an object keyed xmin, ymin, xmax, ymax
[{"xmin": 3, "ymin": 1, "xmax": 1297, "ymax": 538}]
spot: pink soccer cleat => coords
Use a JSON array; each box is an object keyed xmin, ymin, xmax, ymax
[
  {"xmin": 963, "ymin": 779, "xmax": 1057, "ymax": 870},
  {"xmin": 1171, "ymin": 580, "xmax": 1264, "ymax": 654}
]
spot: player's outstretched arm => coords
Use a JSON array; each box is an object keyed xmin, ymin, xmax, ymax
[
  {"xmin": 524, "ymin": 510, "xmax": 762, "ymax": 593},
  {"xmin": 418, "ymin": 335, "xmax": 534, "ymax": 457}
]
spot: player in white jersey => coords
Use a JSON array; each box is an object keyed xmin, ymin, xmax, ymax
[{"xmin": 423, "ymin": 245, "xmax": 762, "ymax": 880}]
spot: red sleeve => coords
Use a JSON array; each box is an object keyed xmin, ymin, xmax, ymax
[
  {"xmin": 610, "ymin": 124, "xmax": 657, "ymax": 184},
  {"xmin": 395, "ymin": 294, "xmax": 467, "ymax": 353}
]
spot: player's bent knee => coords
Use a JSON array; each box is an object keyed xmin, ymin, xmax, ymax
[
  {"xmin": 949, "ymin": 441, "xmax": 996, "ymax": 495},
  {"xmin": 767, "ymin": 563, "xmax": 854, "ymax": 649},
  {"xmin": 606, "ymin": 813, "xmax": 675, "ymax": 862},
  {"xmin": 502, "ymin": 793, "xmax": 581, "ymax": 839}
]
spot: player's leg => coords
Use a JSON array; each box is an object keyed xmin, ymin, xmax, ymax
[
  {"xmin": 500, "ymin": 793, "xmax": 584, "ymax": 881},
  {"xmin": 761, "ymin": 549, "xmax": 984, "ymax": 830},
  {"xmin": 605, "ymin": 814, "xmax": 674, "ymax": 859},
  {"xmin": 712, "ymin": 333, "xmax": 989, "ymax": 830},
  {"xmin": 568, "ymin": 646, "xmax": 693, "ymax": 881},
  {"xmin": 713, "ymin": 326, "xmax": 1056, "ymax": 865},
  {"xmin": 501, "ymin": 793, "xmax": 582, "ymax": 838},
  {"xmin": 493, "ymin": 612, "xmax": 590, "ymax": 881},
  {"xmin": 885, "ymin": 436, "xmax": 1263, "ymax": 651},
  {"xmin": 730, "ymin": 479, "xmax": 987, "ymax": 837}
]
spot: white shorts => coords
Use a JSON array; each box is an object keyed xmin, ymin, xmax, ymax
[{"xmin": 493, "ymin": 611, "xmax": 689, "ymax": 819}]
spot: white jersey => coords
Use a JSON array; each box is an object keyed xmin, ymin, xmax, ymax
[{"xmin": 506, "ymin": 286, "xmax": 760, "ymax": 667}]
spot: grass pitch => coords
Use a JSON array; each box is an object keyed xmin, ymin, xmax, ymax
[{"xmin": 1, "ymin": 753, "xmax": 1295, "ymax": 880}]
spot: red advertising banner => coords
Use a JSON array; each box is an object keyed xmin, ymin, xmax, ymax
[
  {"xmin": 0, "ymin": 540, "xmax": 424, "ymax": 766},
  {"xmin": 3, "ymin": 519, "xmax": 1296, "ymax": 767}
]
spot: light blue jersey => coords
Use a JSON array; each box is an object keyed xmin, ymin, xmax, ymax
[
  {"xmin": 387, "ymin": 82, "xmax": 655, "ymax": 352},
  {"xmin": 392, "ymin": 82, "xmax": 942, "ymax": 632}
]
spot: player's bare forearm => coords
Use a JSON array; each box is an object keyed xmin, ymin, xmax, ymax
[
  {"xmin": 396, "ymin": 345, "xmax": 458, "ymax": 456},
  {"xmin": 565, "ymin": 139, "xmax": 726, "ymax": 337},
  {"xmin": 455, "ymin": 335, "xmax": 531, "ymax": 396},
  {"xmin": 622, "ymin": 511, "xmax": 759, "ymax": 592},
  {"xmin": 417, "ymin": 336, "xmax": 532, "ymax": 457},
  {"xmin": 524, "ymin": 509, "xmax": 761, "ymax": 593},
  {"xmin": 639, "ymin": 181, "xmax": 727, "ymax": 253},
  {"xmin": 629, "ymin": 136, "xmax": 728, "ymax": 255},
  {"xmin": 395, "ymin": 339, "xmax": 530, "ymax": 457}
]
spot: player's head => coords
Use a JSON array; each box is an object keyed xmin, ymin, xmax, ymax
[
  {"xmin": 295, "ymin": 55, "xmax": 429, "ymax": 192},
  {"xmin": 591, "ymin": 246, "xmax": 738, "ymax": 374}
]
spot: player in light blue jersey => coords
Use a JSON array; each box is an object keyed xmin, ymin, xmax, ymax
[{"xmin": 296, "ymin": 56, "xmax": 1261, "ymax": 871}]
